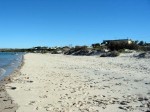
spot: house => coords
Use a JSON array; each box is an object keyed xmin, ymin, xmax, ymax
[
  {"xmin": 33, "ymin": 46, "xmax": 49, "ymax": 50},
  {"xmin": 102, "ymin": 39, "xmax": 133, "ymax": 45}
]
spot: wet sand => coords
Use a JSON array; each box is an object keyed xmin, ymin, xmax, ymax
[
  {"xmin": 4, "ymin": 53, "xmax": 150, "ymax": 112},
  {"xmin": 0, "ymin": 76, "xmax": 18, "ymax": 112}
]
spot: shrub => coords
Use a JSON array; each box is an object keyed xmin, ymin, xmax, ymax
[
  {"xmin": 74, "ymin": 46, "xmax": 88, "ymax": 51},
  {"xmin": 137, "ymin": 52, "xmax": 150, "ymax": 58},
  {"xmin": 100, "ymin": 53, "xmax": 108, "ymax": 57},
  {"xmin": 110, "ymin": 51, "xmax": 120, "ymax": 57},
  {"xmin": 107, "ymin": 41, "xmax": 139, "ymax": 51},
  {"xmin": 100, "ymin": 51, "xmax": 120, "ymax": 57},
  {"xmin": 92, "ymin": 43, "xmax": 101, "ymax": 48}
]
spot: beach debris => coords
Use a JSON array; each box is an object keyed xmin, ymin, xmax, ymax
[
  {"xmin": 144, "ymin": 97, "xmax": 149, "ymax": 101},
  {"xmin": 28, "ymin": 101, "xmax": 35, "ymax": 105},
  {"xmin": 27, "ymin": 80, "xmax": 34, "ymax": 83},
  {"xmin": 120, "ymin": 101, "xmax": 128, "ymax": 105},
  {"xmin": 39, "ymin": 95, "xmax": 47, "ymax": 98},
  {"xmin": 118, "ymin": 106, "xmax": 127, "ymax": 110},
  {"xmin": 25, "ymin": 77, "xmax": 29, "ymax": 79},
  {"xmin": 145, "ymin": 82, "xmax": 150, "ymax": 85},
  {"xmin": 145, "ymin": 110, "xmax": 150, "ymax": 112},
  {"xmin": 4, "ymin": 107, "xmax": 14, "ymax": 109},
  {"xmin": 137, "ymin": 96, "xmax": 149, "ymax": 101}
]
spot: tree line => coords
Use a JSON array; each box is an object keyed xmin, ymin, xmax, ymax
[{"xmin": 0, "ymin": 40, "xmax": 150, "ymax": 53}]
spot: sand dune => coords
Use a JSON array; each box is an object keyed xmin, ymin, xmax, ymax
[{"xmin": 6, "ymin": 53, "xmax": 150, "ymax": 112}]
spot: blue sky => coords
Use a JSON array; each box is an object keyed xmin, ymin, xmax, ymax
[{"xmin": 0, "ymin": 0, "xmax": 150, "ymax": 48}]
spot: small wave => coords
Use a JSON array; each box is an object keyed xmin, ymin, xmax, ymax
[
  {"xmin": 0, "ymin": 68, "xmax": 6, "ymax": 76},
  {"xmin": 0, "ymin": 53, "xmax": 24, "ymax": 80}
]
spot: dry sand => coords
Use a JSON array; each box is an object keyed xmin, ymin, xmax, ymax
[{"xmin": 5, "ymin": 53, "xmax": 150, "ymax": 112}]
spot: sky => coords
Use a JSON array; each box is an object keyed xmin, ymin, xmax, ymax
[{"xmin": 0, "ymin": 0, "xmax": 150, "ymax": 48}]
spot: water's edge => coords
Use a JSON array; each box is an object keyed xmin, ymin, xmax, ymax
[
  {"xmin": 0, "ymin": 53, "xmax": 25, "ymax": 112},
  {"xmin": 0, "ymin": 52, "xmax": 24, "ymax": 81}
]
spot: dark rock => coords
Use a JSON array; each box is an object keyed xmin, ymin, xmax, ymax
[
  {"xmin": 138, "ymin": 97, "xmax": 144, "ymax": 101},
  {"xmin": 120, "ymin": 101, "xmax": 128, "ymax": 105},
  {"xmin": 145, "ymin": 110, "xmax": 150, "ymax": 112},
  {"xmin": 140, "ymin": 105, "xmax": 144, "ymax": 107},
  {"xmin": 11, "ymin": 87, "xmax": 17, "ymax": 90},
  {"xmin": 145, "ymin": 82, "xmax": 150, "ymax": 85},
  {"xmin": 27, "ymin": 80, "xmax": 34, "ymax": 83},
  {"xmin": 144, "ymin": 97, "xmax": 149, "ymax": 101},
  {"xmin": 118, "ymin": 106, "xmax": 126, "ymax": 110}
]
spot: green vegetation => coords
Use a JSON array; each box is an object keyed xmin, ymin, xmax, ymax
[
  {"xmin": 100, "ymin": 51, "xmax": 120, "ymax": 57},
  {"xmin": 107, "ymin": 41, "xmax": 139, "ymax": 51},
  {"xmin": 0, "ymin": 39, "xmax": 150, "ymax": 56}
]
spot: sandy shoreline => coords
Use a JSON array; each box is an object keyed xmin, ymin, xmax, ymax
[
  {"xmin": 0, "ymin": 71, "xmax": 19, "ymax": 112},
  {"xmin": 3, "ymin": 53, "xmax": 150, "ymax": 112},
  {"xmin": 0, "ymin": 55, "xmax": 24, "ymax": 112}
]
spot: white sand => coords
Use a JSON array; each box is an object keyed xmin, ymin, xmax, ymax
[{"xmin": 6, "ymin": 53, "xmax": 150, "ymax": 112}]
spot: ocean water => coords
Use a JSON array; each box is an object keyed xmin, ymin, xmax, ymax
[{"xmin": 0, "ymin": 52, "xmax": 23, "ymax": 80}]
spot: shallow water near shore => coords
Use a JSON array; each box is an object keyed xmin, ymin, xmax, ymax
[{"xmin": 0, "ymin": 52, "xmax": 23, "ymax": 80}]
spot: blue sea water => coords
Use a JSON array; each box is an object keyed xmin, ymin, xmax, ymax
[{"xmin": 0, "ymin": 52, "xmax": 23, "ymax": 80}]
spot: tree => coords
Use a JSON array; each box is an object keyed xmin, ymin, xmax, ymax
[
  {"xmin": 138, "ymin": 41, "xmax": 144, "ymax": 46},
  {"xmin": 91, "ymin": 43, "xmax": 100, "ymax": 48}
]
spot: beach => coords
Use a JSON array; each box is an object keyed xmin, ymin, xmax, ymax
[
  {"xmin": 0, "ymin": 53, "xmax": 23, "ymax": 112},
  {"xmin": 3, "ymin": 53, "xmax": 150, "ymax": 112},
  {"xmin": 0, "ymin": 77, "xmax": 18, "ymax": 112}
]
